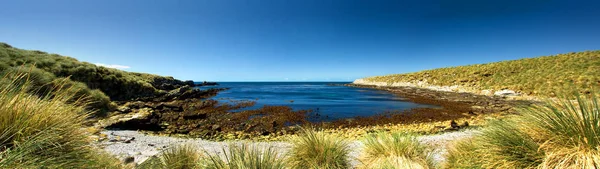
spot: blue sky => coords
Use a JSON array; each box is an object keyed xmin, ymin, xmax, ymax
[{"xmin": 1, "ymin": 0, "xmax": 599, "ymax": 81}]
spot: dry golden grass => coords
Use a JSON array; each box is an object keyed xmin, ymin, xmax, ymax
[{"xmin": 359, "ymin": 132, "xmax": 434, "ymax": 169}]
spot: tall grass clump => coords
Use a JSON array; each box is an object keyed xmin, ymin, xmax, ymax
[
  {"xmin": 444, "ymin": 139, "xmax": 484, "ymax": 169},
  {"xmin": 202, "ymin": 144, "xmax": 287, "ymax": 169},
  {"xmin": 523, "ymin": 94, "xmax": 600, "ymax": 168},
  {"xmin": 359, "ymin": 132, "xmax": 434, "ymax": 169},
  {"xmin": 288, "ymin": 127, "xmax": 350, "ymax": 169},
  {"xmin": 138, "ymin": 143, "xmax": 287, "ymax": 169},
  {"xmin": 445, "ymin": 93, "xmax": 600, "ymax": 168},
  {"xmin": 138, "ymin": 144, "xmax": 201, "ymax": 169},
  {"xmin": 0, "ymin": 72, "xmax": 122, "ymax": 168}
]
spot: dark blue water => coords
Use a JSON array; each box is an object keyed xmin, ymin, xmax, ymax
[{"xmin": 199, "ymin": 82, "xmax": 432, "ymax": 120}]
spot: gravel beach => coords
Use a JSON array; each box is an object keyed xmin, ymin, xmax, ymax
[{"xmin": 98, "ymin": 129, "xmax": 477, "ymax": 168}]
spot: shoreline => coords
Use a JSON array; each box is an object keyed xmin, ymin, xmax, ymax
[{"xmin": 96, "ymin": 80, "xmax": 530, "ymax": 141}]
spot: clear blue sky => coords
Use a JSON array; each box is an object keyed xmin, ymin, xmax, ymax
[{"xmin": 2, "ymin": 0, "xmax": 599, "ymax": 81}]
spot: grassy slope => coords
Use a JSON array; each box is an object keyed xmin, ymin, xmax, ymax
[
  {"xmin": 0, "ymin": 42, "xmax": 193, "ymax": 116},
  {"xmin": 364, "ymin": 51, "xmax": 600, "ymax": 97}
]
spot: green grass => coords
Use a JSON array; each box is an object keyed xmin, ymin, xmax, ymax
[
  {"xmin": 202, "ymin": 144, "xmax": 287, "ymax": 169},
  {"xmin": 139, "ymin": 144, "xmax": 201, "ymax": 169},
  {"xmin": 363, "ymin": 50, "xmax": 600, "ymax": 97},
  {"xmin": 0, "ymin": 72, "xmax": 123, "ymax": 168},
  {"xmin": 138, "ymin": 143, "xmax": 287, "ymax": 169},
  {"xmin": 444, "ymin": 93, "xmax": 600, "ymax": 168},
  {"xmin": 359, "ymin": 132, "xmax": 434, "ymax": 169},
  {"xmin": 287, "ymin": 128, "xmax": 351, "ymax": 169},
  {"xmin": 0, "ymin": 42, "xmax": 195, "ymax": 116}
]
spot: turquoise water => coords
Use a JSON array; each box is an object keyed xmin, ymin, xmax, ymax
[{"xmin": 199, "ymin": 82, "xmax": 432, "ymax": 121}]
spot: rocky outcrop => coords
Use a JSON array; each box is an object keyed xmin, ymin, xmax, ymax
[{"xmin": 195, "ymin": 81, "xmax": 219, "ymax": 86}]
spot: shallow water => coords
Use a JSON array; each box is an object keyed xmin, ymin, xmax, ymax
[{"xmin": 199, "ymin": 82, "xmax": 432, "ymax": 121}]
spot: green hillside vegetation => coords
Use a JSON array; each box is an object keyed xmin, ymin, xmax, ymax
[
  {"xmin": 364, "ymin": 51, "xmax": 600, "ymax": 97},
  {"xmin": 0, "ymin": 43, "xmax": 193, "ymax": 116}
]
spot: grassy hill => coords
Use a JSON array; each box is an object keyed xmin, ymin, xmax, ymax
[
  {"xmin": 0, "ymin": 42, "xmax": 194, "ymax": 116},
  {"xmin": 362, "ymin": 51, "xmax": 600, "ymax": 97}
]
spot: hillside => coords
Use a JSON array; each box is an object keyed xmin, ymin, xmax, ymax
[
  {"xmin": 358, "ymin": 51, "xmax": 600, "ymax": 97},
  {"xmin": 0, "ymin": 42, "xmax": 195, "ymax": 116}
]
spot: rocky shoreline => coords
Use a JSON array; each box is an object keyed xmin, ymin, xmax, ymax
[
  {"xmin": 93, "ymin": 80, "xmax": 533, "ymax": 142},
  {"xmin": 328, "ymin": 83, "xmax": 533, "ymax": 130}
]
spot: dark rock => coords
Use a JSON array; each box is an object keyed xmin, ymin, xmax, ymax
[
  {"xmin": 183, "ymin": 112, "xmax": 207, "ymax": 120},
  {"xmin": 461, "ymin": 121, "xmax": 469, "ymax": 127},
  {"xmin": 159, "ymin": 83, "xmax": 176, "ymax": 90},
  {"xmin": 195, "ymin": 81, "xmax": 219, "ymax": 86},
  {"xmin": 261, "ymin": 130, "xmax": 271, "ymax": 136},
  {"xmin": 450, "ymin": 120, "xmax": 459, "ymax": 129},
  {"xmin": 123, "ymin": 156, "xmax": 135, "ymax": 164},
  {"xmin": 148, "ymin": 143, "xmax": 155, "ymax": 147}
]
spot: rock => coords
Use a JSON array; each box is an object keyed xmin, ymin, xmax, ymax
[
  {"xmin": 461, "ymin": 121, "xmax": 469, "ymax": 127},
  {"xmin": 159, "ymin": 83, "xmax": 176, "ymax": 90},
  {"xmin": 117, "ymin": 106, "xmax": 132, "ymax": 113},
  {"xmin": 494, "ymin": 89, "xmax": 520, "ymax": 96},
  {"xmin": 450, "ymin": 120, "xmax": 459, "ymax": 129},
  {"xmin": 195, "ymin": 81, "xmax": 218, "ymax": 86},
  {"xmin": 182, "ymin": 112, "xmax": 207, "ymax": 120},
  {"xmin": 125, "ymin": 101, "xmax": 146, "ymax": 109},
  {"xmin": 123, "ymin": 156, "xmax": 135, "ymax": 164}
]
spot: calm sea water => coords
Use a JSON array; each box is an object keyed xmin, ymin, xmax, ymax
[{"xmin": 199, "ymin": 82, "xmax": 431, "ymax": 121}]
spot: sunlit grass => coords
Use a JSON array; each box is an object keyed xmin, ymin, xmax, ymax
[
  {"xmin": 359, "ymin": 132, "xmax": 434, "ymax": 169},
  {"xmin": 287, "ymin": 127, "xmax": 350, "ymax": 169},
  {"xmin": 201, "ymin": 143, "xmax": 287, "ymax": 169},
  {"xmin": 363, "ymin": 50, "xmax": 600, "ymax": 97},
  {"xmin": 444, "ymin": 93, "xmax": 600, "ymax": 168},
  {"xmin": 0, "ymin": 72, "xmax": 123, "ymax": 168}
]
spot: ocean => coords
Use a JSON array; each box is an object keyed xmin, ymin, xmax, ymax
[{"xmin": 198, "ymin": 82, "xmax": 432, "ymax": 121}]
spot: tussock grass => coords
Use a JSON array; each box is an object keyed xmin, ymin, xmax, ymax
[
  {"xmin": 444, "ymin": 139, "xmax": 484, "ymax": 169},
  {"xmin": 202, "ymin": 144, "xmax": 287, "ymax": 169},
  {"xmin": 140, "ymin": 144, "xmax": 202, "ymax": 169},
  {"xmin": 287, "ymin": 127, "xmax": 350, "ymax": 169},
  {"xmin": 445, "ymin": 93, "xmax": 600, "ymax": 168},
  {"xmin": 524, "ymin": 94, "xmax": 600, "ymax": 168},
  {"xmin": 0, "ymin": 72, "xmax": 123, "ymax": 168},
  {"xmin": 359, "ymin": 132, "xmax": 433, "ymax": 169},
  {"xmin": 139, "ymin": 143, "xmax": 287, "ymax": 169}
]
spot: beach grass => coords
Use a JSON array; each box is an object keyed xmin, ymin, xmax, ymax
[
  {"xmin": 201, "ymin": 144, "xmax": 287, "ymax": 169},
  {"xmin": 444, "ymin": 93, "xmax": 600, "ymax": 168},
  {"xmin": 0, "ymin": 72, "xmax": 123, "ymax": 168},
  {"xmin": 359, "ymin": 132, "xmax": 434, "ymax": 169},
  {"xmin": 287, "ymin": 127, "xmax": 351, "ymax": 169}
]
